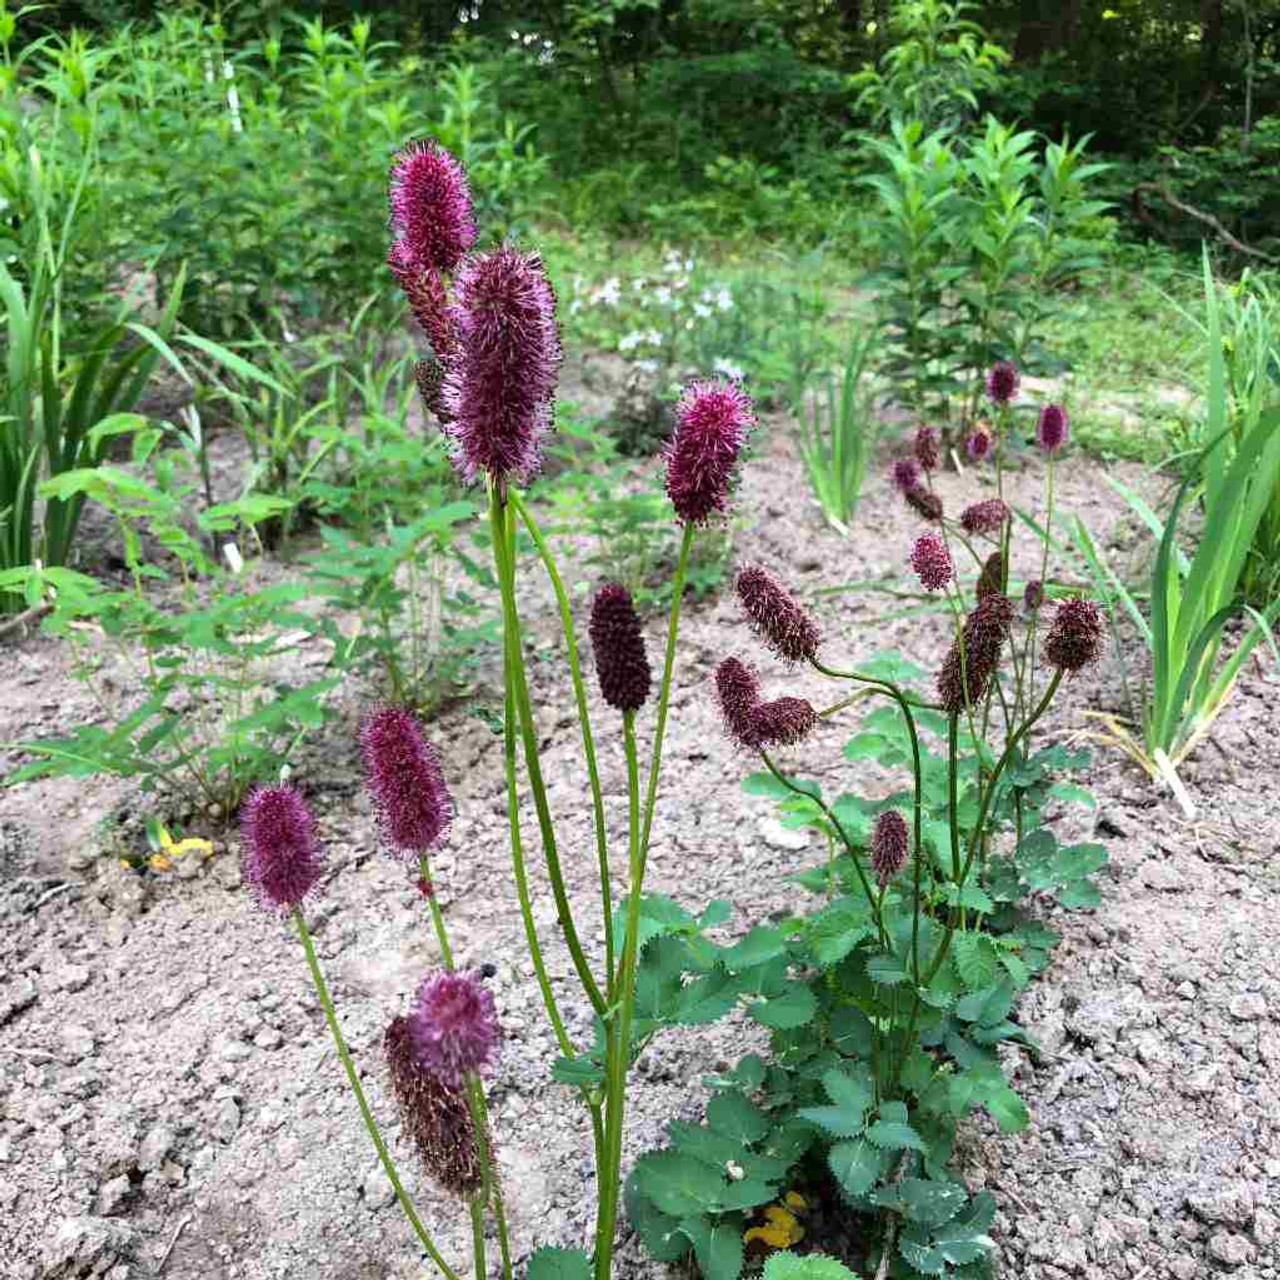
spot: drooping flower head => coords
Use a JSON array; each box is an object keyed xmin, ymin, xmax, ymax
[
  {"xmin": 361, "ymin": 706, "xmax": 453, "ymax": 857},
  {"xmin": 714, "ymin": 657, "xmax": 763, "ymax": 749},
  {"xmin": 909, "ymin": 533, "xmax": 953, "ymax": 591},
  {"xmin": 904, "ymin": 485, "xmax": 944, "ymax": 522},
  {"xmin": 913, "ymin": 425, "xmax": 941, "ymax": 472},
  {"xmin": 960, "ymin": 498, "xmax": 1010, "ymax": 536},
  {"xmin": 891, "ymin": 457, "xmax": 922, "ymax": 493},
  {"xmin": 986, "ymin": 361, "xmax": 1020, "ymax": 406},
  {"xmin": 937, "ymin": 592, "xmax": 1015, "ymax": 715},
  {"xmin": 388, "ymin": 140, "xmax": 476, "ymax": 276},
  {"xmin": 439, "ymin": 246, "xmax": 562, "ymax": 486},
  {"xmin": 410, "ymin": 969, "xmax": 500, "ymax": 1088},
  {"xmin": 965, "ymin": 428, "xmax": 993, "ymax": 463},
  {"xmin": 240, "ymin": 785, "xmax": 324, "ymax": 914},
  {"xmin": 754, "ymin": 696, "xmax": 819, "ymax": 748},
  {"xmin": 736, "ymin": 565, "xmax": 822, "ymax": 663},
  {"xmin": 1036, "ymin": 403, "xmax": 1070, "ymax": 454},
  {"xmin": 976, "ymin": 551, "xmax": 1006, "ymax": 601},
  {"xmin": 389, "ymin": 244, "xmax": 455, "ymax": 365},
  {"xmin": 1043, "ymin": 596, "xmax": 1104, "ymax": 672},
  {"xmin": 589, "ymin": 582, "xmax": 651, "ymax": 712},
  {"xmin": 385, "ymin": 1015, "xmax": 486, "ymax": 1197},
  {"xmin": 871, "ymin": 810, "xmax": 909, "ymax": 887},
  {"xmin": 664, "ymin": 379, "xmax": 754, "ymax": 524},
  {"xmin": 1023, "ymin": 580, "xmax": 1044, "ymax": 613}
]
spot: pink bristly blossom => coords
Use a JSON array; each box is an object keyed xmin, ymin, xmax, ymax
[
  {"xmin": 240, "ymin": 785, "xmax": 324, "ymax": 915},
  {"xmin": 360, "ymin": 706, "xmax": 453, "ymax": 857},
  {"xmin": 664, "ymin": 379, "xmax": 754, "ymax": 524}
]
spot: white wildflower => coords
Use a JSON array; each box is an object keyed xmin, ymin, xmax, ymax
[{"xmin": 713, "ymin": 358, "xmax": 746, "ymax": 380}]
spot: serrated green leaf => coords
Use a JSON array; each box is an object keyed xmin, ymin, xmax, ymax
[
  {"xmin": 899, "ymin": 1233, "xmax": 947, "ymax": 1275},
  {"xmin": 678, "ymin": 1216, "xmax": 744, "ymax": 1280},
  {"xmin": 749, "ymin": 984, "xmax": 818, "ymax": 1029},
  {"xmin": 828, "ymin": 1137, "xmax": 880, "ymax": 1197},
  {"xmin": 951, "ymin": 933, "xmax": 999, "ymax": 990},
  {"xmin": 667, "ymin": 1121, "xmax": 744, "ymax": 1169},
  {"xmin": 798, "ymin": 1066, "xmax": 873, "ymax": 1139},
  {"xmin": 526, "ymin": 1246, "xmax": 593, "ymax": 1280},
  {"xmin": 703, "ymin": 1053, "xmax": 766, "ymax": 1091},
  {"xmin": 829, "ymin": 1005, "xmax": 875, "ymax": 1056},
  {"xmin": 865, "ymin": 1120, "xmax": 926, "ymax": 1151},
  {"xmin": 1046, "ymin": 782, "xmax": 1096, "ymax": 808},
  {"xmin": 724, "ymin": 925, "xmax": 788, "ymax": 971},
  {"xmin": 1057, "ymin": 880, "xmax": 1102, "ymax": 909},
  {"xmin": 941, "ymin": 883, "xmax": 995, "ymax": 914},
  {"xmin": 866, "ymin": 952, "xmax": 910, "ymax": 985},
  {"xmin": 631, "ymin": 1151, "xmax": 725, "ymax": 1216},
  {"xmin": 625, "ymin": 1169, "xmax": 690, "ymax": 1262},
  {"xmin": 550, "ymin": 1054, "xmax": 605, "ymax": 1086},
  {"xmin": 707, "ymin": 1092, "xmax": 771, "ymax": 1144},
  {"xmin": 763, "ymin": 1251, "xmax": 860, "ymax": 1280},
  {"xmin": 893, "ymin": 1179, "xmax": 968, "ymax": 1228},
  {"xmin": 676, "ymin": 970, "xmax": 741, "ymax": 1024}
]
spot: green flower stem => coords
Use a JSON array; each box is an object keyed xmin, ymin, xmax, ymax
[
  {"xmin": 947, "ymin": 714, "xmax": 963, "ymax": 883},
  {"xmin": 468, "ymin": 1200, "xmax": 485, "ymax": 1280},
  {"xmin": 293, "ymin": 910, "xmax": 459, "ymax": 1280},
  {"xmin": 636, "ymin": 521, "xmax": 694, "ymax": 885},
  {"xmin": 488, "ymin": 486, "xmax": 606, "ymax": 1017},
  {"xmin": 594, "ymin": 710, "xmax": 643, "ymax": 1280},
  {"xmin": 510, "ymin": 489, "xmax": 615, "ymax": 998},
  {"xmin": 419, "ymin": 854, "xmax": 454, "ymax": 971}
]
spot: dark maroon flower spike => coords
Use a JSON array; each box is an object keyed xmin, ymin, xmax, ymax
[
  {"xmin": 891, "ymin": 457, "xmax": 922, "ymax": 493},
  {"xmin": 361, "ymin": 706, "xmax": 453, "ymax": 858},
  {"xmin": 960, "ymin": 498, "xmax": 1010, "ymax": 536},
  {"xmin": 385, "ymin": 1016, "xmax": 487, "ymax": 1198},
  {"xmin": 240, "ymin": 785, "xmax": 324, "ymax": 915},
  {"xmin": 754, "ymin": 696, "xmax": 819, "ymax": 748},
  {"xmin": 913, "ymin": 425, "xmax": 941, "ymax": 472},
  {"xmin": 986, "ymin": 360, "xmax": 1020, "ymax": 406},
  {"xmin": 905, "ymin": 486, "xmax": 944, "ymax": 522},
  {"xmin": 390, "ymin": 245, "xmax": 456, "ymax": 368},
  {"xmin": 589, "ymin": 582, "xmax": 651, "ymax": 712},
  {"xmin": 1036, "ymin": 403, "xmax": 1070, "ymax": 454},
  {"xmin": 440, "ymin": 245, "xmax": 562, "ymax": 486},
  {"xmin": 976, "ymin": 552, "xmax": 1006, "ymax": 601},
  {"xmin": 714, "ymin": 656, "xmax": 764, "ymax": 749},
  {"xmin": 388, "ymin": 140, "xmax": 476, "ymax": 276},
  {"xmin": 1023, "ymin": 580, "xmax": 1044, "ymax": 613},
  {"xmin": 1043, "ymin": 597, "xmax": 1104, "ymax": 672},
  {"xmin": 871, "ymin": 810, "xmax": 909, "ymax": 887},
  {"xmin": 909, "ymin": 533, "xmax": 953, "ymax": 591},
  {"xmin": 664, "ymin": 379, "xmax": 754, "ymax": 525},
  {"xmin": 937, "ymin": 593, "xmax": 1016, "ymax": 715},
  {"xmin": 410, "ymin": 969, "xmax": 501, "ymax": 1088},
  {"xmin": 736, "ymin": 565, "xmax": 822, "ymax": 663},
  {"xmin": 965, "ymin": 428, "xmax": 993, "ymax": 463}
]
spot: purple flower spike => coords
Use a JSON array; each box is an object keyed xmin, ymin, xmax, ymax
[
  {"xmin": 385, "ymin": 1015, "xmax": 486, "ymax": 1197},
  {"xmin": 410, "ymin": 969, "xmax": 500, "ymax": 1088},
  {"xmin": 986, "ymin": 361, "xmax": 1020, "ymax": 405},
  {"xmin": 905, "ymin": 486, "xmax": 944, "ymax": 522},
  {"xmin": 664, "ymin": 379, "xmax": 754, "ymax": 525},
  {"xmin": 871, "ymin": 810, "xmax": 909, "ymax": 887},
  {"xmin": 361, "ymin": 706, "xmax": 453, "ymax": 857},
  {"xmin": 913, "ymin": 426, "xmax": 940, "ymax": 472},
  {"xmin": 965, "ymin": 429, "xmax": 993, "ymax": 463},
  {"xmin": 960, "ymin": 498, "xmax": 1010, "ymax": 536},
  {"xmin": 1043, "ymin": 596, "xmax": 1104, "ymax": 672},
  {"xmin": 891, "ymin": 457, "xmax": 922, "ymax": 493},
  {"xmin": 240, "ymin": 785, "xmax": 324, "ymax": 915},
  {"xmin": 1037, "ymin": 404, "xmax": 1070, "ymax": 454},
  {"xmin": 937, "ymin": 593, "xmax": 1015, "ymax": 715},
  {"xmin": 736, "ymin": 565, "xmax": 822, "ymax": 663},
  {"xmin": 976, "ymin": 551, "xmax": 1006, "ymax": 601},
  {"xmin": 389, "ymin": 241, "xmax": 455, "ymax": 365},
  {"xmin": 754, "ymin": 696, "xmax": 819, "ymax": 747},
  {"xmin": 910, "ymin": 533, "xmax": 953, "ymax": 591},
  {"xmin": 714, "ymin": 656, "xmax": 764, "ymax": 749},
  {"xmin": 589, "ymin": 582, "xmax": 651, "ymax": 712},
  {"xmin": 388, "ymin": 140, "xmax": 476, "ymax": 275},
  {"xmin": 1023, "ymin": 580, "xmax": 1044, "ymax": 612}
]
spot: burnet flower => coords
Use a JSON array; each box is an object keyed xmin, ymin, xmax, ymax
[
  {"xmin": 913, "ymin": 425, "xmax": 941, "ymax": 472},
  {"xmin": 871, "ymin": 810, "xmax": 909, "ymax": 887},
  {"xmin": 663, "ymin": 379, "xmax": 754, "ymax": 524},
  {"xmin": 1043, "ymin": 596, "xmax": 1104, "ymax": 672},
  {"xmin": 1023, "ymin": 579, "xmax": 1044, "ymax": 613},
  {"xmin": 976, "ymin": 551, "xmax": 1006, "ymax": 601},
  {"xmin": 1037, "ymin": 403, "xmax": 1070, "ymax": 454},
  {"xmin": 735, "ymin": 565, "xmax": 821, "ymax": 663},
  {"xmin": 387, "ymin": 139, "xmax": 476, "ymax": 276},
  {"xmin": 905, "ymin": 486, "xmax": 944, "ymax": 522},
  {"xmin": 960, "ymin": 498, "xmax": 1010, "ymax": 536},
  {"xmin": 986, "ymin": 360, "xmax": 1020, "ymax": 406},
  {"xmin": 384, "ymin": 1016, "xmax": 487, "ymax": 1198},
  {"xmin": 891, "ymin": 457, "xmax": 922, "ymax": 493},
  {"xmin": 360, "ymin": 706, "xmax": 453, "ymax": 857},
  {"xmin": 409, "ymin": 969, "xmax": 500, "ymax": 1088},
  {"xmin": 965, "ymin": 428, "xmax": 993, "ymax": 463},
  {"xmin": 753, "ymin": 696, "xmax": 819, "ymax": 747},
  {"xmin": 909, "ymin": 533, "xmax": 953, "ymax": 591},
  {"xmin": 240, "ymin": 785, "xmax": 324, "ymax": 914},
  {"xmin": 589, "ymin": 582, "xmax": 651, "ymax": 712},
  {"xmin": 937, "ymin": 593, "xmax": 1015, "ymax": 715},
  {"xmin": 713, "ymin": 658, "xmax": 817, "ymax": 750},
  {"xmin": 439, "ymin": 245, "xmax": 562, "ymax": 486}
]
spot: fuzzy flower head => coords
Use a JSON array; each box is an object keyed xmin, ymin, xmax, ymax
[
  {"xmin": 440, "ymin": 245, "xmax": 562, "ymax": 486},
  {"xmin": 736, "ymin": 565, "xmax": 822, "ymax": 663},
  {"xmin": 871, "ymin": 810, "xmax": 909, "ymax": 887},
  {"xmin": 361, "ymin": 706, "xmax": 453, "ymax": 857},
  {"xmin": 240, "ymin": 785, "xmax": 324, "ymax": 915},
  {"xmin": 714, "ymin": 656, "xmax": 764, "ymax": 749},
  {"xmin": 965, "ymin": 428, "xmax": 993, "ymax": 463},
  {"xmin": 960, "ymin": 498, "xmax": 1010, "ymax": 537},
  {"xmin": 589, "ymin": 582, "xmax": 651, "ymax": 712},
  {"xmin": 986, "ymin": 361, "xmax": 1020, "ymax": 406},
  {"xmin": 664, "ymin": 379, "xmax": 754, "ymax": 524},
  {"xmin": 1037, "ymin": 403, "xmax": 1070, "ymax": 454},
  {"xmin": 976, "ymin": 551, "xmax": 1006, "ymax": 601},
  {"xmin": 891, "ymin": 457, "xmax": 922, "ymax": 493},
  {"xmin": 410, "ymin": 969, "xmax": 500, "ymax": 1088},
  {"xmin": 388, "ymin": 140, "xmax": 476, "ymax": 275},
  {"xmin": 905, "ymin": 485, "xmax": 943, "ymax": 522},
  {"xmin": 754, "ymin": 696, "xmax": 819, "ymax": 748},
  {"xmin": 1023, "ymin": 580, "xmax": 1044, "ymax": 613},
  {"xmin": 937, "ymin": 593, "xmax": 1015, "ymax": 715},
  {"xmin": 385, "ymin": 1016, "xmax": 486, "ymax": 1197},
  {"xmin": 909, "ymin": 533, "xmax": 953, "ymax": 591},
  {"xmin": 913, "ymin": 425, "xmax": 941, "ymax": 473},
  {"xmin": 389, "ymin": 246, "xmax": 455, "ymax": 365},
  {"xmin": 1043, "ymin": 596, "xmax": 1104, "ymax": 672}
]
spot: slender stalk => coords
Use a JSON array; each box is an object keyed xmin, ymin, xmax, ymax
[
  {"xmin": 510, "ymin": 490, "xmax": 615, "ymax": 997},
  {"xmin": 468, "ymin": 1200, "xmax": 486, "ymax": 1280},
  {"xmin": 637, "ymin": 522, "xmax": 694, "ymax": 882},
  {"xmin": 419, "ymin": 854, "xmax": 454, "ymax": 970},
  {"xmin": 293, "ymin": 911, "xmax": 460, "ymax": 1280},
  {"xmin": 594, "ymin": 710, "xmax": 644, "ymax": 1280},
  {"xmin": 488, "ymin": 487, "xmax": 606, "ymax": 1016}
]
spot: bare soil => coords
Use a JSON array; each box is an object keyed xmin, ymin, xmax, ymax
[{"xmin": 1, "ymin": 403, "xmax": 1277, "ymax": 1280}]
